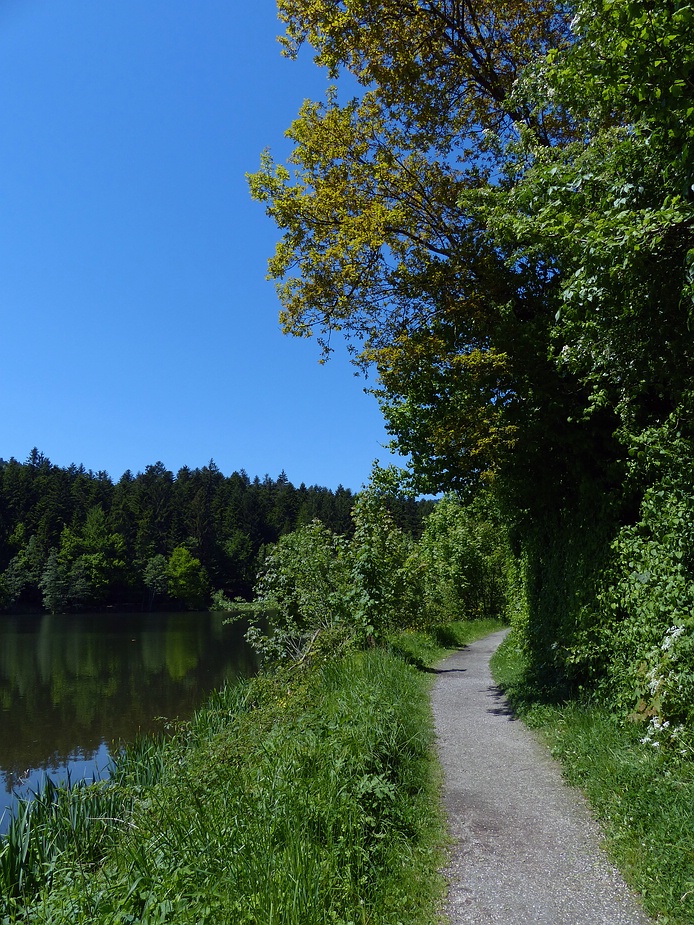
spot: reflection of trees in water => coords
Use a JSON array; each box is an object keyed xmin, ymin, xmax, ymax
[
  {"xmin": 1, "ymin": 744, "xmax": 105, "ymax": 795},
  {"xmin": 165, "ymin": 614, "xmax": 204, "ymax": 680},
  {"xmin": 0, "ymin": 613, "xmax": 255, "ymax": 782}
]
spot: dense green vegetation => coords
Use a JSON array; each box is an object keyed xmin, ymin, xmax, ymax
[
  {"xmin": 246, "ymin": 488, "xmax": 509, "ymax": 663},
  {"xmin": 0, "ymin": 451, "xmax": 430, "ymax": 613},
  {"xmin": 251, "ymin": 0, "xmax": 694, "ymax": 767}
]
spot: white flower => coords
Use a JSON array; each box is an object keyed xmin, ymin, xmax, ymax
[{"xmin": 662, "ymin": 625, "xmax": 685, "ymax": 651}]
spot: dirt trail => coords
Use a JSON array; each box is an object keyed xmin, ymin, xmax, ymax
[{"xmin": 432, "ymin": 630, "xmax": 652, "ymax": 925}]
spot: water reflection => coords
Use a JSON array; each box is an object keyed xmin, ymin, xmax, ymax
[{"xmin": 0, "ymin": 612, "xmax": 256, "ymax": 831}]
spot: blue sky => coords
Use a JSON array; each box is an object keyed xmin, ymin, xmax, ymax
[{"xmin": 0, "ymin": 1, "xmax": 402, "ymax": 491}]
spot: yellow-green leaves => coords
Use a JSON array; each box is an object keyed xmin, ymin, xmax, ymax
[{"xmin": 251, "ymin": 0, "xmax": 693, "ymax": 494}]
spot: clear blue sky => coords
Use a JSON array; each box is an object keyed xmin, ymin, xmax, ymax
[{"xmin": 0, "ymin": 1, "xmax": 403, "ymax": 491}]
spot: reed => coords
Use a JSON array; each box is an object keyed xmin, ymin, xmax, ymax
[{"xmin": 0, "ymin": 774, "xmax": 128, "ymax": 909}]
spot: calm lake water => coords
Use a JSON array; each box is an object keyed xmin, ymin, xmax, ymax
[{"xmin": 0, "ymin": 611, "xmax": 256, "ymax": 833}]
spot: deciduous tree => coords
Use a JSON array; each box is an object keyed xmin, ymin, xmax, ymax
[
  {"xmin": 251, "ymin": 0, "xmax": 694, "ymax": 698},
  {"xmin": 249, "ymin": 1, "xmax": 582, "ymax": 490},
  {"xmin": 166, "ymin": 547, "xmax": 210, "ymax": 610}
]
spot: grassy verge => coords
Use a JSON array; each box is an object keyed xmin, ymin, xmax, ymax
[
  {"xmin": 1, "ymin": 618, "xmax": 504, "ymax": 924},
  {"xmin": 491, "ymin": 632, "xmax": 694, "ymax": 925},
  {"xmin": 2, "ymin": 648, "xmax": 450, "ymax": 925},
  {"xmin": 387, "ymin": 618, "xmax": 507, "ymax": 670}
]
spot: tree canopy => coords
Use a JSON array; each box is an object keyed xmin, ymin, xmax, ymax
[
  {"xmin": 0, "ymin": 453, "xmax": 368, "ymax": 612},
  {"xmin": 250, "ymin": 0, "xmax": 693, "ymax": 495}
]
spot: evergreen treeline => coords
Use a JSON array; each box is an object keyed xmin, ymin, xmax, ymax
[{"xmin": 0, "ymin": 449, "xmax": 428, "ymax": 613}]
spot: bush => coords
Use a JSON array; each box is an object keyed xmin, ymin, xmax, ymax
[
  {"xmin": 418, "ymin": 494, "xmax": 510, "ymax": 624},
  {"xmin": 250, "ymin": 520, "xmax": 352, "ymax": 662},
  {"xmin": 349, "ymin": 489, "xmax": 423, "ymax": 636},
  {"xmin": 597, "ymin": 422, "xmax": 694, "ymax": 751}
]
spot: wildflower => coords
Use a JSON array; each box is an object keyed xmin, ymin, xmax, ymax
[{"xmin": 662, "ymin": 625, "xmax": 685, "ymax": 651}]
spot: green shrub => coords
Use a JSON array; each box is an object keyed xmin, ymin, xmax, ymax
[
  {"xmin": 418, "ymin": 494, "xmax": 511, "ymax": 624},
  {"xmin": 594, "ymin": 422, "xmax": 694, "ymax": 750},
  {"xmin": 349, "ymin": 488, "xmax": 423, "ymax": 636},
  {"xmin": 250, "ymin": 520, "xmax": 352, "ymax": 662}
]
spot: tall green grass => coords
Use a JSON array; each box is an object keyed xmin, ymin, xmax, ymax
[
  {"xmin": 0, "ymin": 737, "xmax": 171, "ymax": 920},
  {"xmin": 3, "ymin": 650, "xmax": 447, "ymax": 925},
  {"xmin": 492, "ymin": 632, "xmax": 694, "ymax": 925},
  {"xmin": 387, "ymin": 617, "xmax": 507, "ymax": 670}
]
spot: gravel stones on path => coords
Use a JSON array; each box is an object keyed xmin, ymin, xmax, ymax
[{"xmin": 432, "ymin": 630, "xmax": 652, "ymax": 925}]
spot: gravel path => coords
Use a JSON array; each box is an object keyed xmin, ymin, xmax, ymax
[{"xmin": 432, "ymin": 630, "xmax": 652, "ymax": 925}]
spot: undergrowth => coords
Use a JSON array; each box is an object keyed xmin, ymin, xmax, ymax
[{"xmin": 491, "ymin": 632, "xmax": 694, "ymax": 925}]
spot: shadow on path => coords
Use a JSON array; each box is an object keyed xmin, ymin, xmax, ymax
[
  {"xmin": 431, "ymin": 630, "xmax": 651, "ymax": 925},
  {"xmin": 485, "ymin": 685, "xmax": 516, "ymax": 718}
]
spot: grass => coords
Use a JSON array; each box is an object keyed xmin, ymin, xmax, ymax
[
  {"xmin": 1, "ymin": 616, "xmax": 505, "ymax": 924},
  {"xmin": 491, "ymin": 632, "xmax": 694, "ymax": 925},
  {"xmin": 387, "ymin": 618, "xmax": 507, "ymax": 670},
  {"xmin": 0, "ymin": 738, "xmax": 171, "ymax": 920},
  {"xmin": 2, "ymin": 648, "xmax": 452, "ymax": 925}
]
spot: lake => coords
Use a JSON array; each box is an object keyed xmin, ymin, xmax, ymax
[{"xmin": 0, "ymin": 611, "xmax": 256, "ymax": 833}]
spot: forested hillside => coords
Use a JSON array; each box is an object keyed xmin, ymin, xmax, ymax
[
  {"xmin": 250, "ymin": 0, "xmax": 694, "ymax": 747},
  {"xmin": 0, "ymin": 450, "xmax": 429, "ymax": 613}
]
